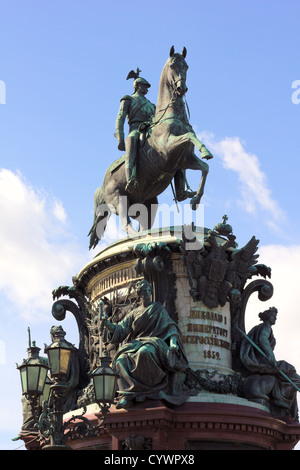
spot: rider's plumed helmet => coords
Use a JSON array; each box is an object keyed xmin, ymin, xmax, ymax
[{"xmin": 126, "ymin": 68, "xmax": 151, "ymax": 91}]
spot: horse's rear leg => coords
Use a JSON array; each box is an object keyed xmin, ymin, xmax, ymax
[
  {"xmin": 138, "ymin": 197, "xmax": 158, "ymax": 232},
  {"xmin": 118, "ymin": 196, "xmax": 138, "ymax": 237},
  {"xmin": 88, "ymin": 186, "xmax": 110, "ymax": 249}
]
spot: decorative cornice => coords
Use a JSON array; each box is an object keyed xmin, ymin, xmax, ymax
[{"xmin": 66, "ymin": 402, "xmax": 300, "ymax": 450}]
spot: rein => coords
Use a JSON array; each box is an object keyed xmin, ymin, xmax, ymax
[
  {"xmin": 150, "ymin": 96, "xmax": 176, "ymax": 129},
  {"xmin": 149, "ymin": 72, "xmax": 189, "ymax": 130},
  {"xmin": 184, "ymin": 95, "xmax": 190, "ymax": 120},
  {"xmin": 150, "ymin": 93, "xmax": 190, "ymax": 130}
]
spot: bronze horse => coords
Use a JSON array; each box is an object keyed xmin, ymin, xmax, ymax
[{"xmin": 89, "ymin": 46, "xmax": 213, "ymax": 249}]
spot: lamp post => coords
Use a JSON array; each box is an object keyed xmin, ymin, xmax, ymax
[
  {"xmin": 17, "ymin": 326, "xmax": 118, "ymax": 450},
  {"xmin": 41, "ymin": 325, "xmax": 77, "ymax": 449}
]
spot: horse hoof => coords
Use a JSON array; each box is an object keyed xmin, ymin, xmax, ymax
[
  {"xmin": 135, "ymin": 395, "xmax": 146, "ymax": 403},
  {"xmin": 201, "ymin": 147, "xmax": 213, "ymax": 160},
  {"xmin": 190, "ymin": 196, "xmax": 199, "ymax": 210},
  {"xmin": 202, "ymin": 153, "xmax": 213, "ymax": 160},
  {"xmin": 116, "ymin": 398, "xmax": 133, "ymax": 409}
]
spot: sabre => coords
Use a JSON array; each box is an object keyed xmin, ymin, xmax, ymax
[
  {"xmin": 170, "ymin": 181, "xmax": 180, "ymax": 213},
  {"xmin": 99, "ymin": 300, "xmax": 104, "ymax": 356},
  {"xmin": 99, "ymin": 300, "xmax": 104, "ymax": 328},
  {"xmin": 236, "ymin": 326, "xmax": 300, "ymax": 393}
]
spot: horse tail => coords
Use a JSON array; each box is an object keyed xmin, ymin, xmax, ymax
[{"xmin": 88, "ymin": 186, "xmax": 111, "ymax": 250}]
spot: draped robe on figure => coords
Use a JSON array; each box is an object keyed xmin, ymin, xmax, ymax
[
  {"xmin": 108, "ymin": 302, "xmax": 188, "ymax": 405},
  {"xmin": 240, "ymin": 321, "xmax": 300, "ymax": 420}
]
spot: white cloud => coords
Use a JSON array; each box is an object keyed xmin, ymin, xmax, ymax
[
  {"xmin": 0, "ymin": 169, "xmax": 87, "ymax": 322},
  {"xmin": 52, "ymin": 199, "xmax": 67, "ymax": 223},
  {"xmin": 198, "ymin": 131, "xmax": 285, "ymax": 229}
]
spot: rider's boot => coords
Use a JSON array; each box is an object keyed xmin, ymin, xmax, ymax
[
  {"xmin": 125, "ymin": 134, "xmax": 138, "ymax": 193},
  {"xmin": 174, "ymin": 169, "xmax": 196, "ymax": 202}
]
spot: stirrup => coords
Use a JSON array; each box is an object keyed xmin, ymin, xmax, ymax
[{"xmin": 176, "ymin": 189, "xmax": 197, "ymax": 202}]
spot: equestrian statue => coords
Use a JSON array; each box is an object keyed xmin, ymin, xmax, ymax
[{"xmin": 89, "ymin": 46, "xmax": 213, "ymax": 249}]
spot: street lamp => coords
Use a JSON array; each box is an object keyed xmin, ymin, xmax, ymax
[
  {"xmin": 17, "ymin": 344, "xmax": 49, "ymax": 396},
  {"xmin": 16, "ymin": 329, "xmax": 50, "ymax": 422},
  {"xmin": 44, "ymin": 328, "xmax": 75, "ymax": 380},
  {"xmin": 91, "ymin": 354, "xmax": 119, "ymax": 420},
  {"xmin": 17, "ymin": 326, "xmax": 118, "ymax": 450},
  {"xmin": 41, "ymin": 325, "xmax": 77, "ymax": 449}
]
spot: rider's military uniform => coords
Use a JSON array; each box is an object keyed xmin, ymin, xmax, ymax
[{"xmin": 115, "ymin": 77, "xmax": 156, "ymax": 192}]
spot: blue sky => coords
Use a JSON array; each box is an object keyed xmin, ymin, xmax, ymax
[{"xmin": 1, "ymin": 0, "xmax": 300, "ymax": 450}]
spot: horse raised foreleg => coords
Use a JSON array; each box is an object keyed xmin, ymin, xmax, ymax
[
  {"xmin": 161, "ymin": 131, "xmax": 211, "ymax": 209},
  {"xmin": 164, "ymin": 131, "xmax": 213, "ymax": 161},
  {"xmin": 184, "ymin": 153, "xmax": 209, "ymax": 210},
  {"xmin": 186, "ymin": 132, "xmax": 213, "ymax": 160}
]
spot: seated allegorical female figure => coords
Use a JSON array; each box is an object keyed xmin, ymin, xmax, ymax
[
  {"xmin": 101, "ymin": 279, "xmax": 189, "ymax": 409},
  {"xmin": 240, "ymin": 307, "xmax": 300, "ymax": 420}
]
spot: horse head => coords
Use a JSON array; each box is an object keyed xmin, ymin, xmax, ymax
[{"xmin": 167, "ymin": 45, "xmax": 189, "ymax": 97}]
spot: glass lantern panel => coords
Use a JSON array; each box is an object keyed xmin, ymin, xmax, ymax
[
  {"xmin": 103, "ymin": 375, "xmax": 117, "ymax": 402},
  {"xmin": 40, "ymin": 384, "xmax": 50, "ymax": 405},
  {"xmin": 93, "ymin": 375, "xmax": 104, "ymax": 402},
  {"xmin": 37, "ymin": 367, "xmax": 48, "ymax": 393},
  {"xmin": 59, "ymin": 349, "xmax": 71, "ymax": 375},
  {"xmin": 20, "ymin": 367, "xmax": 27, "ymax": 394},
  {"xmin": 48, "ymin": 349, "xmax": 60, "ymax": 375},
  {"xmin": 27, "ymin": 365, "xmax": 40, "ymax": 393}
]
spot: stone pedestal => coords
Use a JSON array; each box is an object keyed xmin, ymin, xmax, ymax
[
  {"xmin": 34, "ymin": 226, "xmax": 300, "ymax": 451},
  {"xmin": 78, "ymin": 227, "xmax": 235, "ymax": 377}
]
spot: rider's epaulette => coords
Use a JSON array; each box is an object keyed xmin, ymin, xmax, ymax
[{"xmin": 120, "ymin": 95, "xmax": 133, "ymax": 102}]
